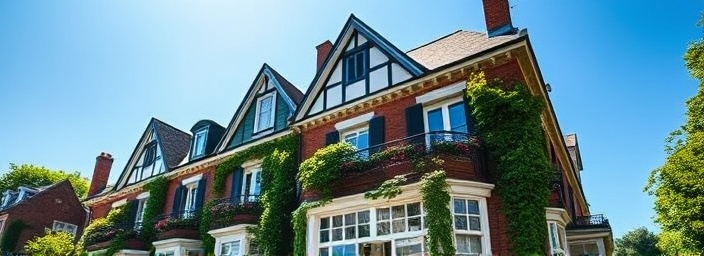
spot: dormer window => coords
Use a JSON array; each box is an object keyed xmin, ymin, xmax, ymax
[
  {"xmin": 192, "ymin": 128, "xmax": 208, "ymax": 157},
  {"xmin": 254, "ymin": 91, "xmax": 276, "ymax": 133},
  {"xmin": 344, "ymin": 50, "xmax": 366, "ymax": 83}
]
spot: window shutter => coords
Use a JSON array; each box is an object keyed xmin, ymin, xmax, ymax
[
  {"xmin": 325, "ymin": 131, "xmax": 340, "ymax": 145},
  {"xmin": 405, "ymin": 103, "xmax": 425, "ymax": 137},
  {"xmin": 171, "ymin": 185, "xmax": 184, "ymax": 217},
  {"xmin": 462, "ymin": 93, "xmax": 475, "ymax": 134},
  {"xmin": 195, "ymin": 179, "xmax": 207, "ymax": 210},
  {"xmin": 126, "ymin": 200, "xmax": 139, "ymax": 226},
  {"xmin": 231, "ymin": 167, "xmax": 244, "ymax": 204},
  {"xmin": 369, "ymin": 116, "xmax": 385, "ymax": 154}
]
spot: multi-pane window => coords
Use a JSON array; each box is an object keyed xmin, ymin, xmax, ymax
[
  {"xmin": 453, "ymin": 198, "xmax": 483, "ymax": 256},
  {"xmin": 343, "ymin": 127, "xmax": 369, "ymax": 158},
  {"xmin": 221, "ymin": 240, "xmax": 241, "ymax": 256},
  {"xmin": 155, "ymin": 252, "xmax": 174, "ymax": 256},
  {"xmin": 255, "ymin": 93, "xmax": 275, "ymax": 132},
  {"xmin": 242, "ymin": 169, "xmax": 262, "ymax": 202},
  {"xmin": 395, "ymin": 237, "xmax": 425, "ymax": 255},
  {"xmin": 134, "ymin": 198, "xmax": 147, "ymax": 229},
  {"xmin": 192, "ymin": 128, "xmax": 208, "ymax": 157},
  {"xmin": 376, "ymin": 202, "xmax": 423, "ymax": 236},
  {"xmin": 183, "ymin": 182, "xmax": 199, "ymax": 217},
  {"xmin": 143, "ymin": 141, "xmax": 158, "ymax": 166},
  {"xmin": 344, "ymin": 50, "xmax": 366, "ymax": 83},
  {"xmin": 548, "ymin": 222, "xmax": 568, "ymax": 255},
  {"xmin": 425, "ymin": 100, "xmax": 468, "ymax": 133},
  {"xmin": 319, "ymin": 210, "xmax": 370, "ymax": 243},
  {"xmin": 52, "ymin": 221, "xmax": 78, "ymax": 237}
]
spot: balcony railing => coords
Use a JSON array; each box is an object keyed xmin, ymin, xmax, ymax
[
  {"xmin": 83, "ymin": 220, "xmax": 145, "ymax": 250},
  {"xmin": 210, "ymin": 195, "xmax": 263, "ymax": 229},
  {"xmin": 154, "ymin": 210, "xmax": 200, "ymax": 231},
  {"xmin": 568, "ymin": 214, "xmax": 611, "ymax": 230},
  {"xmin": 340, "ymin": 131, "xmax": 481, "ymax": 174}
]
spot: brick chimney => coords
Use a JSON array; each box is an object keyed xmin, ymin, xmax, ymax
[
  {"xmin": 88, "ymin": 152, "xmax": 113, "ymax": 197},
  {"xmin": 482, "ymin": 0, "xmax": 516, "ymax": 37},
  {"xmin": 316, "ymin": 40, "xmax": 333, "ymax": 72}
]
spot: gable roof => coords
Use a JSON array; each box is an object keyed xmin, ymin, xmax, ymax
[
  {"xmin": 407, "ymin": 30, "xmax": 519, "ymax": 70},
  {"xmin": 0, "ymin": 180, "xmax": 74, "ymax": 213},
  {"xmin": 114, "ymin": 118, "xmax": 191, "ymax": 190},
  {"xmin": 294, "ymin": 14, "xmax": 429, "ymax": 122},
  {"xmin": 216, "ymin": 64, "xmax": 302, "ymax": 152}
]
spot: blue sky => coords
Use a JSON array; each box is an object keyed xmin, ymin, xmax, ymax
[{"xmin": 0, "ymin": 0, "xmax": 701, "ymax": 238}]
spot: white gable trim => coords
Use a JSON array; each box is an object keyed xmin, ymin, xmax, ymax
[{"xmin": 216, "ymin": 67, "xmax": 296, "ymax": 152}]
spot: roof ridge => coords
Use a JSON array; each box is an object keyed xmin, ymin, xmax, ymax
[{"xmin": 406, "ymin": 30, "xmax": 465, "ymax": 53}]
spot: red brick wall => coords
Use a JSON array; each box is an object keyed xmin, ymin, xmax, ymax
[
  {"xmin": 5, "ymin": 181, "xmax": 87, "ymax": 253},
  {"xmin": 163, "ymin": 167, "xmax": 216, "ymax": 215},
  {"xmin": 300, "ymin": 59, "xmax": 527, "ymax": 254}
]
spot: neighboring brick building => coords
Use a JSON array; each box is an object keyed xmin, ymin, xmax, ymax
[{"xmin": 0, "ymin": 180, "xmax": 86, "ymax": 254}]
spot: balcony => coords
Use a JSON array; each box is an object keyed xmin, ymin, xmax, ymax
[
  {"xmin": 315, "ymin": 131, "xmax": 487, "ymax": 199},
  {"xmin": 209, "ymin": 195, "xmax": 262, "ymax": 230},
  {"xmin": 154, "ymin": 210, "xmax": 201, "ymax": 241},
  {"xmin": 568, "ymin": 214, "xmax": 611, "ymax": 230},
  {"xmin": 83, "ymin": 221, "xmax": 148, "ymax": 252}
]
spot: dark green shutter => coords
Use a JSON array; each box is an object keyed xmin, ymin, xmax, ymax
[
  {"xmin": 462, "ymin": 93, "xmax": 475, "ymax": 134},
  {"xmin": 231, "ymin": 167, "xmax": 244, "ymax": 204},
  {"xmin": 369, "ymin": 116, "xmax": 385, "ymax": 154},
  {"xmin": 171, "ymin": 185, "xmax": 184, "ymax": 217},
  {"xmin": 405, "ymin": 103, "xmax": 425, "ymax": 137},
  {"xmin": 325, "ymin": 131, "xmax": 340, "ymax": 145},
  {"xmin": 195, "ymin": 179, "xmax": 207, "ymax": 210}
]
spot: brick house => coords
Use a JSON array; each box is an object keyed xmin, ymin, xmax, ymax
[
  {"xmin": 0, "ymin": 180, "xmax": 86, "ymax": 254},
  {"xmin": 82, "ymin": 64, "xmax": 303, "ymax": 256},
  {"xmin": 292, "ymin": 1, "xmax": 612, "ymax": 256},
  {"xmin": 81, "ymin": 0, "xmax": 613, "ymax": 255}
]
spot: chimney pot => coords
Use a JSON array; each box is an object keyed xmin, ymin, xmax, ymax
[{"xmin": 316, "ymin": 40, "xmax": 333, "ymax": 72}]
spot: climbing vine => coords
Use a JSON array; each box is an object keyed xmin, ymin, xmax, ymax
[
  {"xmin": 364, "ymin": 175, "xmax": 407, "ymax": 200},
  {"xmin": 292, "ymin": 200, "xmax": 328, "ymax": 256},
  {"xmin": 466, "ymin": 72, "xmax": 553, "ymax": 255},
  {"xmin": 142, "ymin": 176, "xmax": 168, "ymax": 244},
  {"xmin": 254, "ymin": 148, "xmax": 299, "ymax": 255},
  {"xmin": 205, "ymin": 134, "xmax": 299, "ymax": 254},
  {"xmin": 298, "ymin": 142, "xmax": 356, "ymax": 199},
  {"xmin": 213, "ymin": 134, "xmax": 299, "ymax": 193},
  {"xmin": 421, "ymin": 170, "xmax": 456, "ymax": 255}
]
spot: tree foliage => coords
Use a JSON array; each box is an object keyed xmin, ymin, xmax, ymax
[
  {"xmin": 0, "ymin": 163, "xmax": 89, "ymax": 198},
  {"xmin": 24, "ymin": 229, "xmax": 76, "ymax": 256},
  {"xmin": 646, "ymin": 16, "xmax": 704, "ymax": 254},
  {"xmin": 614, "ymin": 227, "xmax": 661, "ymax": 256}
]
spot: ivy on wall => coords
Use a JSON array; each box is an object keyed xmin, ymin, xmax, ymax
[
  {"xmin": 297, "ymin": 142, "xmax": 356, "ymax": 199},
  {"xmin": 213, "ymin": 134, "xmax": 299, "ymax": 193},
  {"xmin": 364, "ymin": 175, "xmax": 407, "ymax": 200},
  {"xmin": 204, "ymin": 134, "xmax": 299, "ymax": 254},
  {"xmin": 420, "ymin": 170, "xmax": 456, "ymax": 255},
  {"xmin": 142, "ymin": 176, "xmax": 168, "ymax": 245},
  {"xmin": 466, "ymin": 72, "xmax": 553, "ymax": 255},
  {"xmin": 292, "ymin": 200, "xmax": 328, "ymax": 256}
]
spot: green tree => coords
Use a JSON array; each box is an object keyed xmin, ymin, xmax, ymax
[
  {"xmin": 24, "ymin": 229, "xmax": 77, "ymax": 256},
  {"xmin": 0, "ymin": 163, "xmax": 89, "ymax": 198},
  {"xmin": 614, "ymin": 227, "xmax": 661, "ymax": 256},
  {"xmin": 645, "ymin": 16, "xmax": 704, "ymax": 254}
]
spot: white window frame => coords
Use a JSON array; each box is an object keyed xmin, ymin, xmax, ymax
[
  {"xmin": 241, "ymin": 167, "xmax": 262, "ymax": 202},
  {"xmin": 452, "ymin": 196, "xmax": 491, "ymax": 256},
  {"xmin": 548, "ymin": 221, "xmax": 569, "ymax": 256},
  {"xmin": 52, "ymin": 220, "xmax": 78, "ymax": 237},
  {"xmin": 192, "ymin": 128, "xmax": 208, "ymax": 157},
  {"xmin": 342, "ymin": 127, "xmax": 369, "ymax": 150},
  {"xmin": 423, "ymin": 96, "xmax": 466, "ymax": 133},
  {"xmin": 253, "ymin": 91, "xmax": 277, "ymax": 133},
  {"xmin": 135, "ymin": 198, "xmax": 148, "ymax": 229},
  {"xmin": 220, "ymin": 239, "xmax": 242, "ymax": 256},
  {"xmin": 183, "ymin": 182, "xmax": 199, "ymax": 217}
]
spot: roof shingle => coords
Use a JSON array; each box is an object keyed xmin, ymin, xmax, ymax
[{"xmin": 407, "ymin": 30, "xmax": 519, "ymax": 70}]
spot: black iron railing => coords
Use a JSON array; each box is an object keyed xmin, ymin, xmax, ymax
[
  {"xmin": 568, "ymin": 214, "xmax": 611, "ymax": 230},
  {"xmin": 213, "ymin": 194, "xmax": 261, "ymax": 206},
  {"xmin": 341, "ymin": 131, "xmax": 481, "ymax": 173},
  {"xmin": 153, "ymin": 210, "xmax": 200, "ymax": 232},
  {"xmin": 209, "ymin": 195, "xmax": 263, "ymax": 229},
  {"xmin": 83, "ymin": 220, "xmax": 143, "ymax": 247}
]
